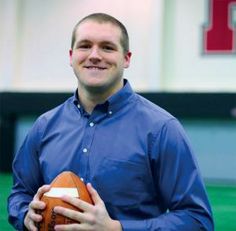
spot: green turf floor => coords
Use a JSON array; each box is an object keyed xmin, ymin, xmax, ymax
[{"xmin": 1, "ymin": 173, "xmax": 236, "ymax": 230}]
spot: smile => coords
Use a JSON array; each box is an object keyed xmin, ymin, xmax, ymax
[{"xmin": 84, "ymin": 66, "xmax": 107, "ymax": 70}]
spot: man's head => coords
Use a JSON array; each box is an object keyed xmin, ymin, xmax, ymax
[
  {"xmin": 71, "ymin": 13, "xmax": 129, "ymax": 54},
  {"xmin": 69, "ymin": 13, "xmax": 131, "ymax": 98}
]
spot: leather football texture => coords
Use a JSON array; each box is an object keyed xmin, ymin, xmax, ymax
[{"xmin": 37, "ymin": 171, "xmax": 93, "ymax": 231}]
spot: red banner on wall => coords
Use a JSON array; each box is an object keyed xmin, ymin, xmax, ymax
[{"xmin": 203, "ymin": 0, "xmax": 236, "ymax": 54}]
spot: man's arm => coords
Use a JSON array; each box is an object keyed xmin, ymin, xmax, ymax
[
  {"xmin": 119, "ymin": 119, "xmax": 214, "ymax": 231},
  {"xmin": 8, "ymin": 119, "xmax": 44, "ymax": 231}
]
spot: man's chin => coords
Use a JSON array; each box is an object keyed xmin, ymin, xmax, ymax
[{"xmin": 84, "ymin": 83, "xmax": 108, "ymax": 94}]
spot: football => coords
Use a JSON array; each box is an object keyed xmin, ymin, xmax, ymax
[{"xmin": 38, "ymin": 171, "xmax": 93, "ymax": 231}]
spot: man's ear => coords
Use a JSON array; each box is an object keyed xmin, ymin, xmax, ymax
[
  {"xmin": 69, "ymin": 49, "xmax": 73, "ymax": 66},
  {"xmin": 124, "ymin": 51, "xmax": 132, "ymax": 68}
]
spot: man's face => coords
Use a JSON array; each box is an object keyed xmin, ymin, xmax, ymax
[{"xmin": 70, "ymin": 20, "xmax": 131, "ymax": 95}]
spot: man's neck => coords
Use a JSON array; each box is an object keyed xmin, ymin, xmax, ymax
[
  {"xmin": 77, "ymin": 82, "xmax": 123, "ymax": 114},
  {"xmin": 78, "ymin": 91, "xmax": 105, "ymax": 114}
]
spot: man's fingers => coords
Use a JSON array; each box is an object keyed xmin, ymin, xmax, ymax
[
  {"xmin": 28, "ymin": 211, "xmax": 43, "ymax": 223},
  {"xmin": 30, "ymin": 200, "xmax": 46, "ymax": 210},
  {"xmin": 24, "ymin": 211, "xmax": 41, "ymax": 231},
  {"xmin": 87, "ymin": 183, "xmax": 103, "ymax": 205},
  {"xmin": 28, "ymin": 218, "xmax": 39, "ymax": 231},
  {"xmin": 54, "ymin": 206, "xmax": 88, "ymax": 223},
  {"xmin": 34, "ymin": 184, "xmax": 51, "ymax": 200},
  {"xmin": 59, "ymin": 194, "xmax": 94, "ymax": 212},
  {"xmin": 24, "ymin": 185, "xmax": 51, "ymax": 230}
]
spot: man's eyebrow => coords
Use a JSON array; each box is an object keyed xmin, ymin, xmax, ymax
[
  {"xmin": 75, "ymin": 39, "xmax": 91, "ymax": 45},
  {"xmin": 100, "ymin": 41, "xmax": 118, "ymax": 47},
  {"xmin": 101, "ymin": 40, "xmax": 116, "ymax": 45}
]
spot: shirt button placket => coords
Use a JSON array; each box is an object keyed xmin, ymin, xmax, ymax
[
  {"xmin": 83, "ymin": 148, "xmax": 88, "ymax": 153},
  {"xmin": 82, "ymin": 121, "xmax": 95, "ymax": 155},
  {"xmin": 89, "ymin": 122, "xmax": 94, "ymax": 127}
]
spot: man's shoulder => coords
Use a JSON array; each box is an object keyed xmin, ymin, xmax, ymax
[
  {"xmin": 133, "ymin": 94, "xmax": 185, "ymax": 138},
  {"xmin": 135, "ymin": 93, "xmax": 175, "ymax": 121}
]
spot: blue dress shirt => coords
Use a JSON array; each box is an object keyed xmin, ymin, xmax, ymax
[{"xmin": 8, "ymin": 80, "xmax": 214, "ymax": 230}]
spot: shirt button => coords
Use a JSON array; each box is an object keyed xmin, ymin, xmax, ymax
[
  {"xmin": 77, "ymin": 104, "xmax": 81, "ymax": 108},
  {"xmin": 89, "ymin": 122, "xmax": 94, "ymax": 127},
  {"xmin": 108, "ymin": 111, "xmax": 113, "ymax": 115},
  {"xmin": 83, "ymin": 148, "xmax": 88, "ymax": 153}
]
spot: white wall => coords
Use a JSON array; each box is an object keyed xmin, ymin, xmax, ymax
[
  {"xmin": 161, "ymin": 0, "xmax": 236, "ymax": 92},
  {"xmin": 0, "ymin": 0, "xmax": 163, "ymax": 92},
  {"xmin": 1, "ymin": 0, "xmax": 236, "ymax": 92}
]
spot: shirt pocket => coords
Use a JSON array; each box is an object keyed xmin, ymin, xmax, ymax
[{"xmin": 91, "ymin": 157, "xmax": 146, "ymax": 208}]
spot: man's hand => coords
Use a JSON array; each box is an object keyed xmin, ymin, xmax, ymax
[
  {"xmin": 54, "ymin": 183, "xmax": 122, "ymax": 231},
  {"xmin": 24, "ymin": 185, "xmax": 51, "ymax": 231}
]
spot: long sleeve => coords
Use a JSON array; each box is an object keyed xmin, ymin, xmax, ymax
[
  {"xmin": 8, "ymin": 119, "xmax": 44, "ymax": 231},
  {"xmin": 120, "ymin": 119, "xmax": 214, "ymax": 230}
]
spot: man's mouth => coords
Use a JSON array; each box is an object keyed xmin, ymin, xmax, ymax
[{"xmin": 84, "ymin": 66, "xmax": 107, "ymax": 70}]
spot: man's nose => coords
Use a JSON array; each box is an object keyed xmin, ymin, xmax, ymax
[{"xmin": 88, "ymin": 46, "xmax": 102, "ymax": 62}]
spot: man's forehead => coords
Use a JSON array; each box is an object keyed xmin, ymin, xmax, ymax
[
  {"xmin": 78, "ymin": 19, "xmax": 120, "ymax": 29},
  {"xmin": 75, "ymin": 20, "xmax": 122, "ymax": 40}
]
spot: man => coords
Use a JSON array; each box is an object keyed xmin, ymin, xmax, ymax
[{"xmin": 8, "ymin": 13, "xmax": 214, "ymax": 230}]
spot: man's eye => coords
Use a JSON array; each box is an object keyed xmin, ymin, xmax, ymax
[
  {"xmin": 103, "ymin": 46, "xmax": 114, "ymax": 51},
  {"xmin": 78, "ymin": 44, "xmax": 91, "ymax": 49}
]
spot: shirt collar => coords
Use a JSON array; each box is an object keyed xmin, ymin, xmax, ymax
[
  {"xmin": 107, "ymin": 79, "xmax": 135, "ymax": 114},
  {"xmin": 73, "ymin": 79, "xmax": 135, "ymax": 116}
]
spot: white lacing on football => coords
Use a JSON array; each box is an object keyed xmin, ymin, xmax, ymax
[{"xmin": 44, "ymin": 187, "xmax": 79, "ymax": 198}]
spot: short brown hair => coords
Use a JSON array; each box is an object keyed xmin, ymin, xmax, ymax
[{"xmin": 71, "ymin": 13, "xmax": 129, "ymax": 54}]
